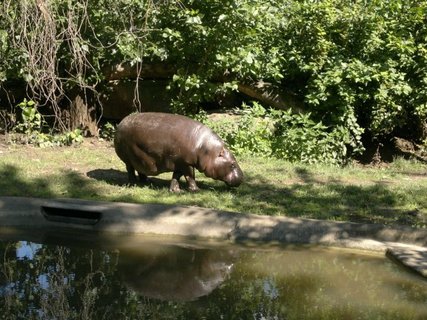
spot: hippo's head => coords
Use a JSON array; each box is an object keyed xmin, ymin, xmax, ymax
[{"xmin": 200, "ymin": 146, "xmax": 244, "ymax": 187}]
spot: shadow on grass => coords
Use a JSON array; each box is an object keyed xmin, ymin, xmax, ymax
[
  {"xmin": 0, "ymin": 164, "xmax": 425, "ymax": 227},
  {"xmin": 234, "ymin": 169, "xmax": 425, "ymax": 227},
  {"xmin": 0, "ymin": 164, "xmax": 100, "ymax": 199},
  {"xmin": 87, "ymin": 168, "xmax": 216, "ymax": 191}
]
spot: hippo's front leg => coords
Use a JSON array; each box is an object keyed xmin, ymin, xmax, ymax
[
  {"xmin": 169, "ymin": 167, "xmax": 199, "ymax": 192},
  {"xmin": 184, "ymin": 167, "xmax": 199, "ymax": 192},
  {"xmin": 170, "ymin": 171, "xmax": 182, "ymax": 192}
]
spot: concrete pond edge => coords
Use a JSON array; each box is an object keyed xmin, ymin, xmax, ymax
[{"xmin": 0, "ymin": 196, "xmax": 426, "ymax": 278}]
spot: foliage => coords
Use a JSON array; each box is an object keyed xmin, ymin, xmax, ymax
[
  {"xmin": 0, "ymin": 0, "xmax": 157, "ymax": 129},
  {"xmin": 142, "ymin": 0, "xmax": 427, "ymax": 147},
  {"xmin": 294, "ymin": 0, "xmax": 427, "ymax": 140},
  {"xmin": 14, "ymin": 99, "xmax": 44, "ymax": 136},
  {"xmin": 1, "ymin": 0, "xmax": 427, "ymax": 158},
  {"xmin": 204, "ymin": 103, "xmax": 351, "ymax": 164},
  {"xmin": 271, "ymin": 110, "xmax": 352, "ymax": 165},
  {"xmin": 150, "ymin": 0, "xmax": 284, "ymax": 113},
  {"xmin": 98, "ymin": 122, "xmax": 116, "ymax": 141},
  {"xmin": 206, "ymin": 103, "xmax": 273, "ymax": 157},
  {"xmin": 10, "ymin": 99, "xmax": 83, "ymax": 147}
]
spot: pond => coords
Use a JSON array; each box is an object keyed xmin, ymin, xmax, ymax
[{"xmin": 0, "ymin": 228, "xmax": 426, "ymax": 320}]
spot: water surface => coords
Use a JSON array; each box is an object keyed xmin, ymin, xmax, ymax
[{"xmin": 0, "ymin": 228, "xmax": 426, "ymax": 319}]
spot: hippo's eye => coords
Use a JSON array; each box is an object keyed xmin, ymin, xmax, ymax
[{"xmin": 231, "ymin": 163, "xmax": 236, "ymax": 169}]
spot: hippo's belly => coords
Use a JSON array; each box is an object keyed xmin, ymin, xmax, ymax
[{"xmin": 126, "ymin": 144, "xmax": 189, "ymax": 176}]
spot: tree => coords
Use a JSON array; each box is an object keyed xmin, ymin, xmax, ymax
[{"xmin": 1, "ymin": 0, "xmax": 427, "ymax": 161}]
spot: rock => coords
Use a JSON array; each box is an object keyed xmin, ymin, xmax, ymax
[{"xmin": 386, "ymin": 244, "xmax": 427, "ymax": 278}]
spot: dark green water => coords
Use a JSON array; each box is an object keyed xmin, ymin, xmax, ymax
[{"xmin": 0, "ymin": 229, "xmax": 426, "ymax": 320}]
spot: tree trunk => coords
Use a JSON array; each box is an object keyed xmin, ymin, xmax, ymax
[
  {"xmin": 103, "ymin": 63, "xmax": 305, "ymax": 112},
  {"xmin": 66, "ymin": 94, "xmax": 98, "ymax": 136},
  {"xmin": 237, "ymin": 81, "xmax": 304, "ymax": 113}
]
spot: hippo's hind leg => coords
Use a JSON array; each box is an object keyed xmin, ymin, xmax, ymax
[
  {"xmin": 126, "ymin": 163, "xmax": 138, "ymax": 185},
  {"xmin": 126, "ymin": 164, "xmax": 148, "ymax": 186},
  {"xmin": 137, "ymin": 172, "xmax": 148, "ymax": 183}
]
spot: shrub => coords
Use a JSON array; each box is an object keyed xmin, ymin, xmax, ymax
[
  {"xmin": 271, "ymin": 110, "xmax": 352, "ymax": 165},
  {"xmin": 10, "ymin": 100, "xmax": 83, "ymax": 147},
  {"xmin": 99, "ymin": 122, "xmax": 116, "ymax": 141},
  {"xmin": 204, "ymin": 103, "xmax": 352, "ymax": 164}
]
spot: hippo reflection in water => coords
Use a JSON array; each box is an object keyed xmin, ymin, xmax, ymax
[{"xmin": 118, "ymin": 246, "xmax": 235, "ymax": 301}]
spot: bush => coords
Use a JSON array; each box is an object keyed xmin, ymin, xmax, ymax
[
  {"xmin": 10, "ymin": 100, "xmax": 83, "ymax": 147},
  {"xmin": 204, "ymin": 103, "xmax": 351, "ymax": 164},
  {"xmin": 282, "ymin": 0, "xmax": 427, "ymax": 142},
  {"xmin": 271, "ymin": 110, "xmax": 351, "ymax": 165},
  {"xmin": 99, "ymin": 122, "xmax": 116, "ymax": 141}
]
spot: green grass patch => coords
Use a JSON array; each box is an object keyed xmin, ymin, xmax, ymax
[{"xmin": 0, "ymin": 140, "xmax": 426, "ymax": 228}]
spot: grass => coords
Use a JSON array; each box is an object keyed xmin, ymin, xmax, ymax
[{"xmin": 0, "ymin": 139, "xmax": 426, "ymax": 228}]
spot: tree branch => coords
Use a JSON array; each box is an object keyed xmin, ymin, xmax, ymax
[{"xmin": 103, "ymin": 63, "xmax": 305, "ymax": 113}]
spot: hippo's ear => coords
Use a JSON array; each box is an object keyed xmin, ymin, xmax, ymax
[{"xmin": 219, "ymin": 148, "xmax": 224, "ymax": 157}]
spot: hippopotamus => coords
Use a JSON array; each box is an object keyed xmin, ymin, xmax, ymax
[{"xmin": 114, "ymin": 112, "xmax": 243, "ymax": 192}]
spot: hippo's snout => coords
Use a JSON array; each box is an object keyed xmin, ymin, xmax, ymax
[
  {"xmin": 226, "ymin": 179, "xmax": 243, "ymax": 188},
  {"xmin": 224, "ymin": 166, "xmax": 244, "ymax": 187}
]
